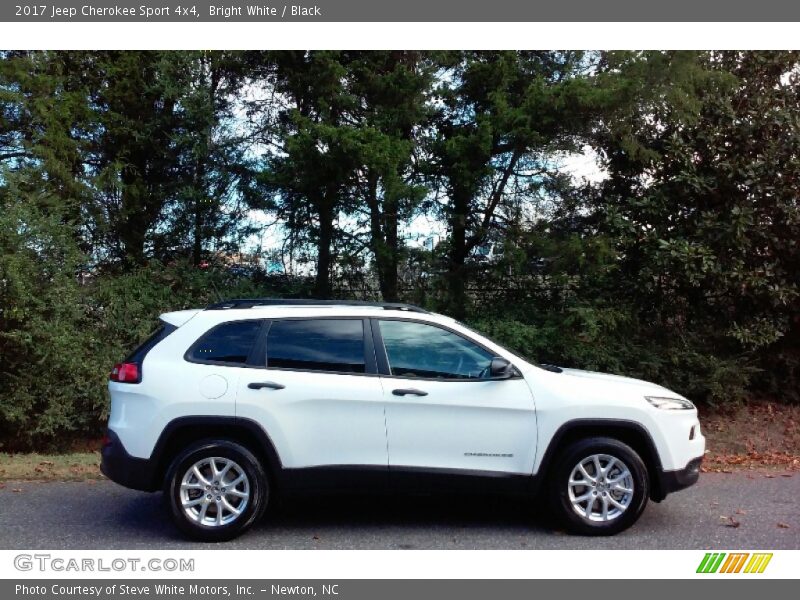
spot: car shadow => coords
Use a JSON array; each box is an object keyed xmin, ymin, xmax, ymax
[
  {"xmin": 38, "ymin": 483, "xmax": 684, "ymax": 548},
  {"xmin": 103, "ymin": 491, "xmax": 188, "ymax": 542},
  {"xmin": 110, "ymin": 489, "xmax": 561, "ymax": 542},
  {"xmin": 262, "ymin": 492, "xmax": 557, "ymax": 530}
]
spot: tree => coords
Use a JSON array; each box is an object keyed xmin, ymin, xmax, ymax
[
  {"xmin": 0, "ymin": 51, "xmax": 97, "ymax": 248},
  {"xmin": 347, "ymin": 51, "xmax": 433, "ymax": 301},
  {"xmin": 429, "ymin": 51, "xmax": 602, "ymax": 318},
  {"xmin": 257, "ymin": 51, "xmax": 362, "ymax": 298},
  {"xmin": 86, "ymin": 51, "xmax": 191, "ymax": 266},
  {"xmin": 155, "ymin": 51, "xmax": 256, "ymax": 266},
  {"xmin": 587, "ymin": 51, "xmax": 800, "ymax": 401}
]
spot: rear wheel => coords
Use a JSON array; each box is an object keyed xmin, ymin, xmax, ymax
[
  {"xmin": 165, "ymin": 439, "xmax": 268, "ymax": 542},
  {"xmin": 547, "ymin": 437, "xmax": 649, "ymax": 535}
]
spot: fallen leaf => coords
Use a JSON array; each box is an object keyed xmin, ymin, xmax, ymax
[
  {"xmin": 777, "ymin": 523, "xmax": 790, "ymax": 529},
  {"xmin": 721, "ymin": 515, "xmax": 741, "ymax": 528},
  {"xmin": 735, "ymin": 509, "xmax": 747, "ymax": 515}
]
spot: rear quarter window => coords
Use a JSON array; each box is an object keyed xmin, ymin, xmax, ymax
[
  {"xmin": 127, "ymin": 322, "xmax": 177, "ymax": 363},
  {"xmin": 187, "ymin": 320, "xmax": 263, "ymax": 365}
]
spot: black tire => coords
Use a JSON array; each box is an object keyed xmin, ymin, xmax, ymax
[
  {"xmin": 164, "ymin": 439, "xmax": 269, "ymax": 542},
  {"xmin": 547, "ymin": 437, "xmax": 649, "ymax": 536}
]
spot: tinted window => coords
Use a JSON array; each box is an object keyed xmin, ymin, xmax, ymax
[
  {"xmin": 189, "ymin": 320, "xmax": 262, "ymax": 365},
  {"xmin": 267, "ymin": 319, "xmax": 365, "ymax": 373},
  {"xmin": 379, "ymin": 320, "xmax": 494, "ymax": 379}
]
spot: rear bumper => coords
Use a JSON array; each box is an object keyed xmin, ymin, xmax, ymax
[
  {"xmin": 653, "ymin": 456, "xmax": 702, "ymax": 501},
  {"xmin": 100, "ymin": 429, "xmax": 159, "ymax": 492}
]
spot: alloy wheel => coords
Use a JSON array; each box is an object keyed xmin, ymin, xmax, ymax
[
  {"xmin": 179, "ymin": 457, "xmax": 250, "ymax": 527},
  {"xmin": 567, "ymin": 453, "xmax": 634, "ymax": 522}
]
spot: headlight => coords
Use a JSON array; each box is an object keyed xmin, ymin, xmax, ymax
[{"xmin": 645, "ymin": 396, "xmax": 695, "ymax": 410}]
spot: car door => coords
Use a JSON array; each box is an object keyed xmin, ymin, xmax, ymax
[
  {"xmin": 235, "ymin": 317, "xmax": 388, "ymax": 471},
  {"xmin": 375, "ymin": 318, "xmax": 536, "ymax": 475}
]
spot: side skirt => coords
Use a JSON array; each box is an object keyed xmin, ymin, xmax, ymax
[{"xmin": 278, "ymin": 465, "xmax": 537, "ymax": 496}]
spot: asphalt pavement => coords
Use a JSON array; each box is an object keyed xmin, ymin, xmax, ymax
[{"xmin": 0, "ymin": 471, "xmax": 797, "ymax": 549}]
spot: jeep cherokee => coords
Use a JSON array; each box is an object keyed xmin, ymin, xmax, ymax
[{"xmin": 101, "ymin": 299, "xmax": 705, "ymax": 541}]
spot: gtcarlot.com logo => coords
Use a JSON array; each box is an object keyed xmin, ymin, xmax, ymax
[
  {"xmin": 696, "ymin": 552, "xmax": 772, "ymax": 574},
  {"xmin": 14, "ymin": 554, "xmax": 195, "ymax": 573}
]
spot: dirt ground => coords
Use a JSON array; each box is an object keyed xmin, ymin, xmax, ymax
[{"xmin": 699, "ymin": 401, "xmax": 800, "ymax": 472}]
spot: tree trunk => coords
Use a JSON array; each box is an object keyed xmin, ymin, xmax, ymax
[
  {"xmin": 192, "ymin": 152, "xmax": 206, "ymax": 266},
  {"xmin": 367, "ymin": 173, "xmax": 400, "ymax": 302},
  {"xmin": 381, "ymin": 194, "xmax": 399, "ymax": 302},
  {"xmin": 446, "ymin": 189, "xmax": 469, "ymax": 320},
  {"xmin": 314, "ymin": 195, "xmax": 334, "ymax": 298},
  {"xmin": 193, "ymin": 54, "xmax": 218, "ymax": 267},
  {"xmin": 119, "ymin": 157, "xmax": 149, "ymax": 267}
]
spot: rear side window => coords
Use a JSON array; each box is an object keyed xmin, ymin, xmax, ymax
[
  {"xmin": 188, "ymin": 320, "xmax": 262, "ymax": 365},
  {"xmin": 127, "ymin": 322, "xmax": 176, "ymax": 363},
  {"xmin": 266, "ymin": 319, "xmax": 365, "ymax": 374}
]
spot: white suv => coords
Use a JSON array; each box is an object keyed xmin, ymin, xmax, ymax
[{"xmin": 101, "ymin": 299, "xmax": 705, "ymax": 541}]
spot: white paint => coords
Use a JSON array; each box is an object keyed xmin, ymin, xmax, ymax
[
  {"xmin": 199, "ymin": 374, "xmax": 228, "ymax": 400},
  {"xmin": 109, "ymin": 304, "xmax": 704, "ymax": 473},
  {"xmin": 235, "ymin": 368, "xmax": 388, "ymax": 468},
  {"xmin": 1, "ymin": 549, "xmax": 796, "ymax": 580},
  {"xmin": 2, "ymin": 22, "xmax": 798, "ymax": 50}
]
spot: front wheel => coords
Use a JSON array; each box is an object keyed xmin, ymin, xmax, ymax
[
  {"xmin": 165, "ymin": 439, "xmax": 269, "ymax": 542},
  {"xmin": 547, "ymin": 437, "xmax": 649, "ymax": 535}
]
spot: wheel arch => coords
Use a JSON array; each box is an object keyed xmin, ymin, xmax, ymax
[
  {"xmin": 535, "ymin": 419, "xmax": 667, "ymax": 501},
  {"xmin": 151, "ymin": 416, "xmax": 283, "ymax": 488}
]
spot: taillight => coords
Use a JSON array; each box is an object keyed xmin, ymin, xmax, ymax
[{"xmin": 110, "ymin": 362, "xmax": 140, "ymax": 383}]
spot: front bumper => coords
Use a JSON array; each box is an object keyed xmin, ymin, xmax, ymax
[
  {"xmin": 652, "ymin": 456, "xmax": 702, "ymax": 501},
  {"xmin": 100, "ymin": 429, "xmax": 160, "ymax": 492}
]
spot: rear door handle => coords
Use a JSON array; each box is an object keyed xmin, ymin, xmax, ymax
[
  {"xmin": 248, "ymin": 381, "xmax": 285, "ymax": 390},
  {"xmin": 392, "ymin": 388, "xmax": 428, "ymax": 397}
]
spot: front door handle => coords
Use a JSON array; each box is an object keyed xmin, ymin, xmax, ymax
[
  {"xmin": 392, "ymin": 388, "xmax": 428, "ymax": 397},
  {"xmin": 248, "ymin": 381, "xmax": 285, "ymax": 390}
]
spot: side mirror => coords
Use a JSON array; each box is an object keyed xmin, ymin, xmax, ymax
[{"xmin": 489, "ymin": 357, "xmax": 515, "ymax": 380}]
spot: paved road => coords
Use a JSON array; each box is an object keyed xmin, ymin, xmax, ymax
[{"xmin": 0, "ymin": 471, "xmax": 798, "ymax": 549}]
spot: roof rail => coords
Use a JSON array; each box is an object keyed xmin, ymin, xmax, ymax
[{"xmin": 205, "ymin": 298, "xmax": 430, "ymax": 314}]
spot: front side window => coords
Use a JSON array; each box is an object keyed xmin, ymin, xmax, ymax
[
  {"xmin": 188, "ymin": 320, "xmax": 262, "ymax": 365},
  {"xmin": 378, "ymin": 320, "xmax": 494, "ymax": 380},
  {"xmin": 266, "ymin": 319, "xmax": 366, "ymax": 374}
]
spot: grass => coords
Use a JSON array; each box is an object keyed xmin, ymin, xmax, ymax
[
  {"xmin": 0, "ymin": 452, "xmax": 103, "ymax": 484},
  {"xmin": 1, "ymin": 402, "xmax": 799, "ymax": 483}
]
